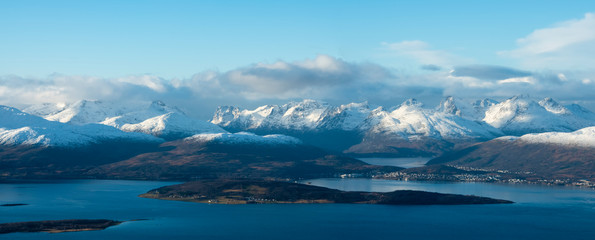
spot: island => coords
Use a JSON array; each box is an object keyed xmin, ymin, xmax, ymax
[
  {"xmin": 140, "ymin": 179, "xmax": 513, "ymax": 205},
  {"xmin": 1, "ymin": 203, "xmax": 28, "ymax": 207},
  {"xmin": 0, "ymin": 219, "xmax": 122, "ymax": 234}
]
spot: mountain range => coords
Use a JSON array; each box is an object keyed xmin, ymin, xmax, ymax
[
  {"xmin": 1, "ymin": 95, "xmax": 593, "ymax": 181},
  {"xmin": 24, "ymin": 100, "xmax": 226, "ymax": 140},
  {"xmin": 212, "ymin": 96, "xmax": 595, "ymax": 156},
  {"xmin": 0, "ymin": 102, "xmax": 396, "ymax": 179}
]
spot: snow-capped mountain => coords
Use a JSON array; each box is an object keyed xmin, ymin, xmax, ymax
[
  {"xmin": 0, "ymin": 105, "xmax": 161, "ymax": 147},
  {"xmin": 428, "ymin": 126, "xmax": 595, "ymax": 181},
  {"xmin": 365, "ymin": 98, "xmax": 502, "ymax": 140},
  {"xmin": 212, "ymin": 99, "xmax": 335, "ymax": 131},
  {"xmin": 318, "ymin": 102, "xmax": 372, "ymax": 131},
  {"xmin": 26, "ymin": 100, "xmax": 226, "ymax": 139},
  {"xmin": 345, "ymin": 99, "xmax": 503, "ymax": 157},
  {"xmin": 498, "ymin": 126, "xmax": 595, "ymax": 148},
  {"xmin": 211, "ymin": 96, "xmax": 594, "ymax": 156},
  {"xmin": 117, "ymin": 112, "xmax": 226, "ymax": 139},
  {"xmin": 435, "ymin": 97, "xmax": 499, "ymax": 120},
  {"xmin": 483, "ymin": 96, "xmax": 595, "ymax": 135},
  {"xmin": 214, "ymin": 98, "xmax": 504, "ymax": 140},
  {"xmin": 25, "ymin": 100, "xmax": 144, "ymax": 125}
]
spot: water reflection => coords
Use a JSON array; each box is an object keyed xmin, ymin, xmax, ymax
[{"xmin": 357, "ymin": 157, "xmax": 431, "ymax": 168}]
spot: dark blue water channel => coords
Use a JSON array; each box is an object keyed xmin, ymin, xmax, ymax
[{"xmin": 1, "ymin": 179, "xmax": 594, "ymax": 240}]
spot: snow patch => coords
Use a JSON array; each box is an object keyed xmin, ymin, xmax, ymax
[
  {"xmin": 186, "ymin": 132, "xmax": 302, "ymax": 145},
  {"xmin": 497, "ymin": 126, "xmax": 595, "ymax": 147}
]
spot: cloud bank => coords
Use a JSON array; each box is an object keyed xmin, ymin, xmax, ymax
[
  {"xmin": 450, "ymin": 65, "xmax": 532, "ymax": 81},
  {"xmin": 0, "ymin": 56, "xmax": 439, "ymax": 118},
  {"xmin": 1, "ymin": 54, "xmax": 593, "ymax": 119}
]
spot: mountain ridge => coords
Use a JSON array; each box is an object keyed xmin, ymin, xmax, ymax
[
  {"xmin": 24, "ymin": 100, "xmax": 226, "ymax": 140},
  {"xmin": 211, "ymin": 96, "xmax": 594, "ymax": 156}
]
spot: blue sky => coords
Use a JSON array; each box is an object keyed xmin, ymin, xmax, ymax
[
  {"xmin": 1, "ymin": 1, "xmax": 595, "ymax": 117},
  {"xmin": 2, "ymin": 0, "xmax": 593, "ymax": 77}
]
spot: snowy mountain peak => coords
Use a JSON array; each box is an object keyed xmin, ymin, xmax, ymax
[
  {"xmin": 210, "ymin": 96, "xmax": 593, "ymax": 147},
  {"xmin": 211, "ymin": 100, "xmax": 334, "ymax": 131},
  {"xmin": 401, "ymin": 98, "xmax": 423, "ymax": 108},
  {"xmin": 484, "ymin": 97, "xmax": 547, "ymax": 128},
  {"xmin": 1, "ymin": 105, "xmax": 53, "ymax": 129},
  {"xmin": 211, "ymin": 106, "xmax": 241, "ymax": 126},
  {"xmin": 367, "ymin": 99, "xmax": 502, "ymax": 140},
  {"xmin": 38, "ymin": 99, "xmax": 134, "ymax": 125},
  {"xmin": 0, "ymin": 105, "xmax": 161, "ymax": 147},
  {"xmin": 22, "ymin": 102, "xmax": 67, "ymax": 116},
  {"xmin": 473, "ymin": 98, "xmax": 498, "ymax": 108},
  {"xmin": 25, "ymin": 100, "xmax": 225, "ymax": 140},
  {"xmin": 148, "ymin": 100, "xmax": 184, "ymax": 114},
  {"xmin": 539, "ymin": 97, "xmax": 570, "ymax": 115},
  {"xmin": 1, "ymin": 105, "xmax": 25, "ymax": 115},
  {"xmin": 120, "ymin": 112, "xmax": 226, "ymax": 139},
  {"xmin": 436, "ymin": 97, "xmax": 498, "ymax": 120},
  {"xmin": 484, "ymin": 96, "xmax": 595, "ymax": 135},
  {"xmin": 436, "ymin": 96, "xmax": 461, "ymax": 116}
]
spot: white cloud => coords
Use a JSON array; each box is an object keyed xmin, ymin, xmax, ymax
[
  {"xmin": 116, "ymin": 75, "xmax": 169, "ymax": 93},
  {"xmin": 501, "ymin": 13, "xmax": 595, "ymax": 70},
  {"xmin": 383, "ymin": 40, "xmax": 470, "ymax": 67},
  {"xmin": 498, "ymin": 77, "xmax": 535, "ymax": 84}
]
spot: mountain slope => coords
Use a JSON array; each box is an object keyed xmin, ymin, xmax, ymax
[
  {"xmin": 89, "ymin": 132, "xmax": 400, "ymax": 180},
  {"xmin": 364, "ymin": 99, "xmax": 502, "ymax": 140},
  {"xmin": 212, "ymin": 100, "xmax": 335, "ymax": 131},
  {"xmin": 483, "ymin": 96, "xmax": 595, "ymax": 135},
  {"xmin": 213, "ymin": 96, "xmax": 594, "ymax": 157},
  {"xmin": 118, "ymin": 112, "xmax": 226, "ymax": 139},
  {"xmin": 0, "ymin": 105, "xmax": 160, "ymax": 147},
  {"xmin": 211, "ymin": 98, "xmax": 512, "ymax": 156},
  {"xmin": 336, "ymin": 99, "xmax": 503, "ymax": 157},
  {"xmin": 0, "ymin": 105, "xmax": 165, "ymax": 179},
  {"xmin": 427, "ymin": 127, "xmax": 595, "ymax": 181}
]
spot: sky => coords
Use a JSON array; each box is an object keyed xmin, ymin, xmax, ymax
[{"xmin": 1, "ymin": 0, "xmax": 595, "ymax": 118}]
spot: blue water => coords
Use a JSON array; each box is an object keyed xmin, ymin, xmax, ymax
[
  {"xmin": 1, "ymin": 179, "xmax": 594, "ymax": 240},
  {"xmin": 357, "ymin": 157, "xmax": 431, "ymax": 168}
]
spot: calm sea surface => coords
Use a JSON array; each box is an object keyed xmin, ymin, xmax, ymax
[
  {"xmin": 1, "ymin": 178, "xmax": 594, "ymax": 240},
  {"xmin": 357, "ymin": 157, "xmax": 431, "ymax": 168}
]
